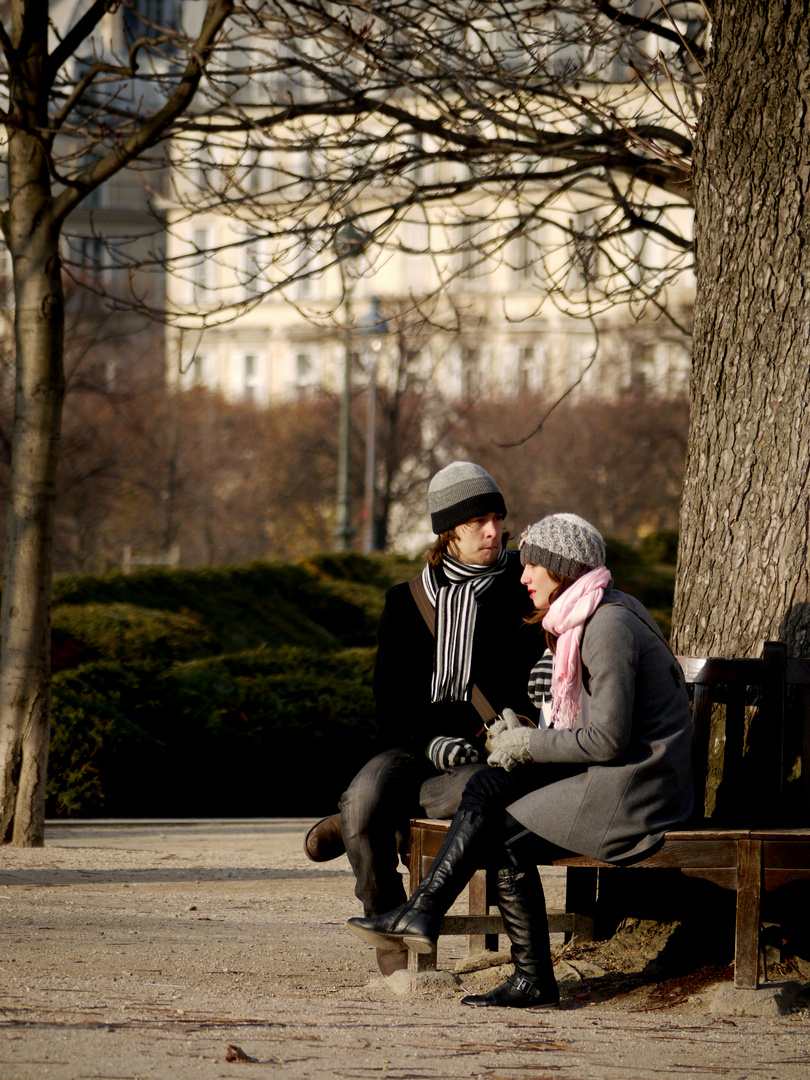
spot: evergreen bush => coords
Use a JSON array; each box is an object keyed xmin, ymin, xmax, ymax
[
  {"xmin": 48, "ymin": 647, "xmax": 379, "ymax": 818},
  {"xmin": 51, "ymin": 602, "xmax": 219, "ymax": 670}
]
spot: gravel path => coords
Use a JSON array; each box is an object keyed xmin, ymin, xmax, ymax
[{"xmin": 0, "ymin": 820, "xmax": 808, "ymax": 1080}]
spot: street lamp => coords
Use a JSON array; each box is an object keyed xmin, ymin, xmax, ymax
[
  {"xmin": 332, "ymin": 223, "xmax": 368, "ymax": 552},
  {"xmin": 358, "ymin": 297, "xmax": 388, "ymax": 554}
]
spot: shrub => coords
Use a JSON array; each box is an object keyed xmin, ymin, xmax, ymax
[
  {"xmin": 44, "ymin": 545, "xmax": 677, "ymax": 818},
  {"xmin": 48, "ymin": 646, "xmax": 380, "ymax": 818},
  {"xmin": 48, "ymin": 661, "xmax": 166, "ymax": 816},
  {"xmin": 51, "ymin": 602, "xmax": 220, "ymax": 671},
  {"xmin": 49, "ymin": 556, "xmax": 422, "ymax": 662},
  {"xmin": 638, "ymin": 530, "xmax": 680, "ymax": 566},
  {"xmin": 605, "ymin": 536, "xmax": 676, "ymax": 618}
]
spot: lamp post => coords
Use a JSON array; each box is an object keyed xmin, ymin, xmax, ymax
[
  {"xmin": 359, "ymin": 297, "xmax": 388, "ymax": 554},
  {"xmin": 332, "ymin": 224, "xmax": 368, "ymax": 552},
  {"xmin": 334, "ymin": 308, "xmax": 354, "ymax": 552}
]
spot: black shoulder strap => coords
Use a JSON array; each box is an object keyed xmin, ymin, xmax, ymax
[
  {"xmin": 408, "ymin": 575, "xmax": 497, "ymax": 726},
  {"xmin": 409, "ymin": 573, "xmax": 436, "ymax": 634}
]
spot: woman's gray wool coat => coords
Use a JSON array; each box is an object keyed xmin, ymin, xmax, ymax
[{"xmin": 508, "ymin": 587, "xmax": 694, "ymax": 864}]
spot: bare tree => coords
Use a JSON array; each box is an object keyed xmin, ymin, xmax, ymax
[
  {"xmin": 448, "ymin": 391, "xmax": 689, "ymax": 541},
  {"xmin": 159, "ymin": 0, "xmax": 702, "ymax": 560},
  {"xmin": 0, "ymin": 0, "xmax": 236, "ymax": 844},
  {"xmin": 167, "ymin": 0, "xmax": 807, "ymax": 664}
]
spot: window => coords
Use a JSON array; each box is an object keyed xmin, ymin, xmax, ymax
[
  {"xmin": 80, "ymin": 155, "xmax": 108, "ymax": 209},
  {"xmin": 195, "ymin": 142, "xmax": 218, "ymax": 197},
  {"xmin": 517, "ymin": 345, "xmax": 535, "ymax": 391},
  {"xmin": 629, "ymin": 344, "xmax": 658, "ymax": 395},
  {"xmin": 295, "ymin": 353, "xmax": 312, "ymax": 395},
  {"xmin": 296, "ymin": 233, "xmax": 313, "ymax": 299},
  {"xmin": 568, "ymin": 212, "xmax": 600, "ymax": 290},
  {"xmin": 460, "ymin": 223, "xmax": 482, "ymax": 281},
  {"xmin": 189, "ymin": 353, "xmax": 209, "ymax": 385},
  {"xmin": 124, "ymin": 1, "xmax": 178, "ymax": 48},
  {"xmin": 244, "ymin": 354, "xmax": 258, "ymax": 400},
  {"xmin": 514, "ymin": 231, "xmax": 536, "ymax": 286},
  {"xmin": 246, "ymin": 151, "xmax": 265, "ymax": 194},
  {"xmin": 269, "ymin": 42, "xmax": 298, "ymax": 100},
  {"xmin": 68, "ymin": 235, "xmax": 108, "ymax": 281},
  {"xmin": 461, "ymin": 347, "xmax": 481, "ymax": 399},
  {"xmin": 242, "ymin": 227, "xmax": 262, "ymax": 295}
]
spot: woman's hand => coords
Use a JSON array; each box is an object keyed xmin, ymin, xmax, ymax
[
  {"xmin": 487, "ymin": 727, "xmax": 533, "ymax": 771},
  {"xmin": 486, "ymin": 707, "xmax": 536, "ymax": 752}
]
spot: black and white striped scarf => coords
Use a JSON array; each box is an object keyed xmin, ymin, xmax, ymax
[
  {"xmin": 527, "ymin": 648, "xmax": 554, "ymax": 707},
  {"xmin": 423, "ymin": 548, "xmax": 509, "ymax": 703}
]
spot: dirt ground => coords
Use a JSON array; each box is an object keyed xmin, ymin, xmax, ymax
[{"xmin": 0, "ymin": 819, "xmax": 809, "ymax": 1080}]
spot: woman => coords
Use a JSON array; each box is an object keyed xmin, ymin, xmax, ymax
[{"xmin": 347, "ymin": 513, "xmax": 694, "ymax": 1009}]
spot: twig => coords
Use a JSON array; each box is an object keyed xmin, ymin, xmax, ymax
[{"xmin": 495, "ymin": 328, "xmax": 601, "ymax": 448}]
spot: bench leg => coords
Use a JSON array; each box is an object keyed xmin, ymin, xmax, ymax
[
  {"xmin": 468, "ymin": 868, "xmax": 499, "ymax": 954},
  {"xmin": 735, "ymin": 838, "xmax": 763, "ymax": 989},
  {"xmin": 565, "ymin": 866, "xmax": 597, "ymax": 943},
  {"xmin": 407, "ymin": 944, "xmax": 437, "ymax": 973}
]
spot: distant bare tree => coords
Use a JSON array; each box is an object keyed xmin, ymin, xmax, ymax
[{"xmin": 448, "ymin": 391, "xmax": 689, "ymax": 540}]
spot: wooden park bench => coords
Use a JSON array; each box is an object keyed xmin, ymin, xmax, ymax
[{"xmin": 407, "ymin": 642, "xmax": 810, "ymax": 988}]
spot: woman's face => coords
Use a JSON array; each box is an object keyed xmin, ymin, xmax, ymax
[{"xmin": 520, "ymin": 562, "xmax": 558, "ymax": 615}]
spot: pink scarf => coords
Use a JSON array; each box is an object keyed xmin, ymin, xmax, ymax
[{"xmin": 541, "ymin": 566, "xmax": 612, "ymax": 729}]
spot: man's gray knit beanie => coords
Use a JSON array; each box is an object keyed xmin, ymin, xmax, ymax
[
  {"xmin": 428, "ymin": 461, "xmax": 507, "ymax": 534},
  {"xmin": 519, "ymin": 513, "xmax": 606, "ymax": 579}
]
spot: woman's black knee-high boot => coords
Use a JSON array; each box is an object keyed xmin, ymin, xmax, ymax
[
  {"xmin": 346, "ymin": 808, "xmax": 488, "ymax": 953},
  {"xmin": 461, "ymin": 866, "xmax": 559, "ymax": 1008}
]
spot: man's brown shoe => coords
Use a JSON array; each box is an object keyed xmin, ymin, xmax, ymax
[
  {"xmin": 377, "ymin": 947, "xmax": 408, "ymax": 976},
  {"xmin": 304, "ymin": 813, "xmax": 345, "ymax": 862}
]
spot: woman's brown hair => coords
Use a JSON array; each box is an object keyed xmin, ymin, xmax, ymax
[{"xmin": 523, "ymin": 569, "xmax": 577, "ymax": 652}]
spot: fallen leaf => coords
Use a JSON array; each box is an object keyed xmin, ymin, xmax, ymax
[{"xmin": 226, "ymin": 1044, "xmax": 258, "ymax": 1063}]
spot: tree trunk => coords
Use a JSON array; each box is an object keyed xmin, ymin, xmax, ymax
[
  {"xmin": 672, "ymin": 0, "xmax": 810, "ymax": 657},
  {"xmin": 0, "ymin": 222, "xmax": 65, "ymax": 844},
  {"xmin": 0, "ymin": 2, "xmax": 65, "ymax": 844}
]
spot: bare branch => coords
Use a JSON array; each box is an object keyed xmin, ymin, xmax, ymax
[
  {"xmin": 46, "ymin": 1, "xmax": 110, "ymax": 82},
  {"xmin": 494, "ymin": 338, "xmax": 600, "ymax": 449},
  {"xmin": 593, "ymin": 0, "xmax": 705, "ymax": 59},
  {"xmin": 50, "ymin": 0, "xmax": 235, "ymax": 223}
]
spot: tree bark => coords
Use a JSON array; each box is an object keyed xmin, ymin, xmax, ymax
[
  {"xmin": 0, "ymin": 2, "xmax": 64, "ymax": 844},
  {"xmin": 672, "ymin": 0, "xmax": 810, "ymax": 657},
  {"xmin": 0, "ymin": 220, "xmax": 64, "ymax": 845}
]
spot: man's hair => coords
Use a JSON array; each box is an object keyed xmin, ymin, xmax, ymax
[{"xmin": 425, "ymin": 526, "xmax": 511, "ymax": 568}]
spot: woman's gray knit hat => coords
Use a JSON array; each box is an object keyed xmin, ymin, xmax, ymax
[
  {"xmin": 519, "ymin": 513, "xmax": 606, "ymax": 579},
  {"xmin": 428, "ymin": 461, "xmax": 507, "ymax": 534}
]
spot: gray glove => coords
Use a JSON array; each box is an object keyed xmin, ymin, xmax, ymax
[
  {"xmin": 486, "ymin": 707, "xmax": 536, "ymax": 752},
  {"xmin": 487, "ymin": 727, "xmax": 533, "ymax": 772},
  {"xmin": 427, "ymin": 735, "xmax": 480, "ymax": 771},
  {"xmin": 487, "ymin": 707, "xmax": 524, "ymax": 741}
]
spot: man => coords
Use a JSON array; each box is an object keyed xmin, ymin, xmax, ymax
[{"xmin": 305, "ymin": 461, "xmax": 538, "ymax": 974}]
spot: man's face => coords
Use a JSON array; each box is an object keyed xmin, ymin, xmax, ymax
[{"xmin": 447, "ymin": 512, "xmax": 505, "ymax": 566}]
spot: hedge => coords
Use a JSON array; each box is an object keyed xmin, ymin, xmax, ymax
[{"xmin": 48, "ymin": 646, "xmax": 379, "ymax": 818}]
